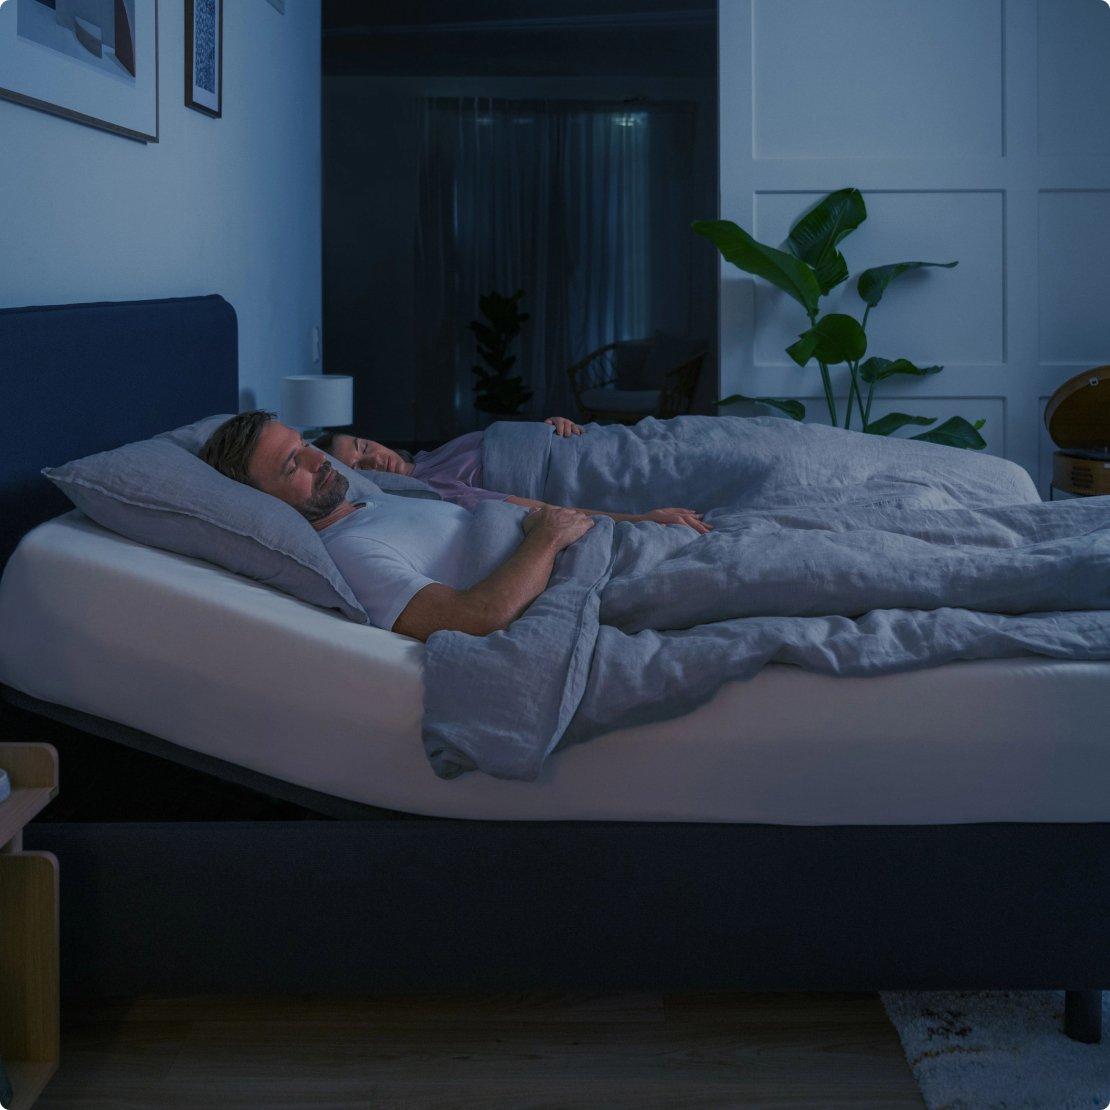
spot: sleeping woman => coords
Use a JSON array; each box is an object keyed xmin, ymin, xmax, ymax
[{"xmin": 315, "ymin": 416, "xmax": 711, "ymax": 533}]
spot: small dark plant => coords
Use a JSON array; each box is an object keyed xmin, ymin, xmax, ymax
[
  {"xmin": 693, "ymin": 188, "xmax": 987, "ymax": 449},
  {"xmin": 470, "ymin": 289, "xmax": 533, "ymax": 415}
]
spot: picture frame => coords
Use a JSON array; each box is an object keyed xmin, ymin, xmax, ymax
[
  {"xmin": 0, "ymin": 0, "xmax": 159, "ymax": 144},
  {"xmin": 184, "ymin": 0, "xmax": 220, "ymax": 118}
]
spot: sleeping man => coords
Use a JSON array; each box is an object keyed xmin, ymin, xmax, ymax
[
  {"xmin": 201, "ymin": 412, "xmax": 1110, "ymax": 781},
  {"xmin": 313, "ymin": 417, "xmax": 706, "ymax": 531},
  {"xmin": 199, "ymin": 411, "xmax": 706, "ymax": 641}
]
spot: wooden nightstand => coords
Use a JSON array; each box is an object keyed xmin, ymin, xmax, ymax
[
  {"xmin": 1050, "ymin": 451, "xmax": 1110, "ymax": 499},
  {"xmin": 1045, "ymin": 368, "xmax": 1109, "ymax": 499},
  {"xmin": 0, "ymin": 744, "xmax": 59, "ymax": 1110}
]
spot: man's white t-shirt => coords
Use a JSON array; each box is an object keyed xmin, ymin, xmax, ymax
[{"xmin": 320, "ymin": 498, "xmax": 473, "ymax": 630}]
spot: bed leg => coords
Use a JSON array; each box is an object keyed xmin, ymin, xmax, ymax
[{"xmin": 1064, "ymin": 990, "xmax": 1102, "ymax": 1044}]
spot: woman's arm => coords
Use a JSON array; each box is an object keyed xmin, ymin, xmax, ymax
[
  {"xmin": 507, "ymin": 494, "xmax": 636, "ymax": 523},
  {"xmin": 505, "ymin": 496, "xmax": 710, "ymax": 533}
]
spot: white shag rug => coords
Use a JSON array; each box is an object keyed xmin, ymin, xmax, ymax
[{"xmin": 881, "ymin": 991, "xmax": 1109, "ymax": 1110}]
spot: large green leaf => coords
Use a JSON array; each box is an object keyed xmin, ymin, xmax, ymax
[
  {"xmin": 859, "ymin": 356, "xmax": 943, "ymax": 383},
  {"xmin": 911, "ymin": 416, "xmax": 987, "ymax": 450},
  {"xmin": 716, "ymin": 394, "xmax": 806, "ymax": 421},
  {"xmin": 787, "ymin": 188, "xmax": 867, "ymax": 295},
  {"xmin": 693, "ymin": 219, "xmax": 821, "ymax": 318},
  {"xmin": 857, "ymin": 260, "xmax": 958, "ymax": 309},
  {"xmin": 864, "ymin": 412, "xmax": 937, "ymax": 437},
  {"xmin": 787, "ymin": 313, "xmax": 867, "ymax": 367}
]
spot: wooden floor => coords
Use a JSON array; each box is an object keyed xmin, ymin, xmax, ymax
[{"xmin": 38, "ymin": 992, "xmax": 923, "ymax": 1109}]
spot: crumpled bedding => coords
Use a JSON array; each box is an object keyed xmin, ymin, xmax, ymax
[
  {"xmin": 420, "ymin": 417, "xmax": 1110, "ymax": 781},
  {"xmin": 480, "ymin": 414, "xmax": 1041, "ymax": 513}
]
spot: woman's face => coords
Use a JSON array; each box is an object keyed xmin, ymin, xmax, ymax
[{"xmin": 328, "ymin": 434, "xmax": 410, "ymax": 474}]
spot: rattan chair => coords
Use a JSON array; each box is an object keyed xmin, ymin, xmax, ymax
[{"xmin": 567, "ymin": 337, "xmax": 706, "ymax": 425}]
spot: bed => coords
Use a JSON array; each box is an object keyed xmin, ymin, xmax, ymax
[
  {"xmin": 0, "ymin": 296, "xmax": 1105, "ymax": 1041},
  {"xmin": 6, "ymin": 511, "xmax": 1110, "ymax": 826}
]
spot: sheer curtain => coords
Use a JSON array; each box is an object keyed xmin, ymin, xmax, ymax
[{"xmin": 415, "ymin": 97, "xmax": 696, "ymax": 441}]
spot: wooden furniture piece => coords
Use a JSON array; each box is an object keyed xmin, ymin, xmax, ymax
[
  {"xmin": 0, "ymin": 743, "xmax": 59, "ymax": 1110},
  {"xmin": 1051, "ymin": 453, "xmax": 1110, "ymax": 497},
  {"xmin": 0, "ymin": 296, "xmax": 1105, "ymax": 1049},
  {"xmin": 1045, "ymin": 365, "xmax": 1110, "ymax": 497},
  {"xmin": 567, "ymin": 338, "xmax": 706, "ymax": 424}
]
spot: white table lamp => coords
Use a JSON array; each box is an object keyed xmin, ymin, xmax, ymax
[{"xmin": 281, "ymin": 375, "xmax": 353, "ymax": 439}]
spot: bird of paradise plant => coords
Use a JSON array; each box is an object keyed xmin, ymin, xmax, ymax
[{"xmin": 693, "ymin": 188, "xmax": 986, "ymax": 449}]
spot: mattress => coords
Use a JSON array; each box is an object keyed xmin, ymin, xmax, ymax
[{"xmin": 1, "ymin": 512, "xmax": 1108, "ymax": 824}]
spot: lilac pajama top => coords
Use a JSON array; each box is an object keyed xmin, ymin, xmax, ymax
[{"xmin": 410, "ymin": 431, "xmax": 512, "ymax": 512}]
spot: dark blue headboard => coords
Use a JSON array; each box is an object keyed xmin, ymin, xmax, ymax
[{"xmin": 0, "ymin": 295, "xmax": 239, "ymax": 566}]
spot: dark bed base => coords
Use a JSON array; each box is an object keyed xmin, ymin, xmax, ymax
[
  {"xmin": 21, "ymin": 818, "xmax": 1107, "ymax": 1045},
  {"xmin": 5, "ymin": 687, "xmax": 1107, "ymax": 1043}
]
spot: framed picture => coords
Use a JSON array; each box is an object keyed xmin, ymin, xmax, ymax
[
  {"xmin": 184, "ymin": 0, "xmax": 220, "ymax": 118},
  {"xmin": 0, "ymin": 0, "xmax": 159, "ymax": 143}
]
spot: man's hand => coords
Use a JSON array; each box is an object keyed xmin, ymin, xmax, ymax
[
  {"xmin": 522, "ymin": 504, "xmax": 595, "ymax": 550},
  {"xmin": 545, "ymin": 416, "xmax": 583, "ymax": 437},
  {"xmin": 638, "ymin": 507, "xmax": 712, "ymax": 534}
]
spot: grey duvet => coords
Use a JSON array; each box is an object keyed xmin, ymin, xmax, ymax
[{"xmin": 421, "ymin": 417, "xmax": 1110, "ymax": 780}]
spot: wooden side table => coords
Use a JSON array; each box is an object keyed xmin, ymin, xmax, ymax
[
  {"xmin": 0, "ymin": 744, "xmax": 59, "ymax": 1110},
  {"xmin": 1051, "ymin": 451, "xmax": 1110, "ymax": 499}
]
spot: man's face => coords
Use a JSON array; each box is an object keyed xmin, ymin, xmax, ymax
[
  {"xmin": 248, "ymin": 420, "xmax": 349, "ymax": 522},
  {"xmin": 329, "ymin": 434, "xmax": 409, "ymax": 474}
]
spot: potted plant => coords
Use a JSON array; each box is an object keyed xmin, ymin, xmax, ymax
[
  {"xmin": 470, "ymin": 289, "xmax": 533, "ymax": 420},
  {"xmin": 694, "ymin": 188, "xmax": 986, "ymax": 448}
]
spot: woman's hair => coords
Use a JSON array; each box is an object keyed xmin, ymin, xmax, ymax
[
  {"xmin": 309, "ymin": 431, "xmax": 415, "ymax": 466},
  {"xmin": 198, "ymin": 410, "xmax": 276, "ymax": 486}
]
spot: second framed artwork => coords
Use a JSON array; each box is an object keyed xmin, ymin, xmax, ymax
[{"xmin": 185, "ymin": 0, "xmax": 221, "ymax": 118}]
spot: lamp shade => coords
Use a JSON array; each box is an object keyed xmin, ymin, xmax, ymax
[{"xmin": 281, "ymin": 375, "xmax": 353, "ymax": 429}]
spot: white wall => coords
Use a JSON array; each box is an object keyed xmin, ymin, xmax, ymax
[
  {"xmin": 0, "ymin": 0, "xmax": 322, "ymax": 412},
  {"xmin": 719, "ymin": 0, "xmax": 1110, "ymax": 492}
]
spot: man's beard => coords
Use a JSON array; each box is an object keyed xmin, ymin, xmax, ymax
[{"xmin": 300, "ymin": 464, "xmax": 349, "ymax": 523}]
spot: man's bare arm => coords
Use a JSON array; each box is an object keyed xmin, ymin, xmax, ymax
[{"xmin": 392, "ymin": 507, "xmax": 594, "ymax": 641}]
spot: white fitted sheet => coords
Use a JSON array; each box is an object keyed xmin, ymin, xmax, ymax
[{"xmin": 2, "ymin": 512, "xmax": 1108, "ymax": 824}]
